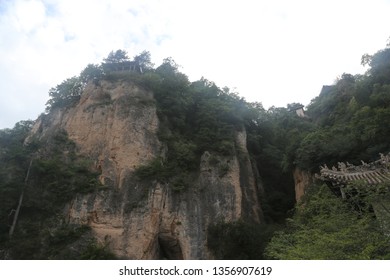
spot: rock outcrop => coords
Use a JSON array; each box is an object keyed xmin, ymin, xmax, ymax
[
  {"xmin": 28, "ymin": 80, "xmax": 263, "ymax": 259},
  {"xmin": 293, "ymin": 167, "xmax": 313, "ymax": 202}
]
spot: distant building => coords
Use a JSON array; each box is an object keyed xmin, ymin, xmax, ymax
[
  {"xmin": 288, "ymin": 104, "xmax": 306, "ymax": 117},
  {"xmin": 294, "ymin": 105, "xmax": 305, "ymax": 117},
  {"xmin": 320, "ymin": 85, "xmax": 334, "ymax": 95},
  {"xmin": 102, "ymin": 61, "xmax": 143, "ymax": 73}
]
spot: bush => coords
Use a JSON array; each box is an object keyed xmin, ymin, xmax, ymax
[
  {"xmin": 134, "ymin": 157, "xmax": 171, "ymax": 182},
  {"xmin": 207, "ymin": 220, "xmax": 274, "ymax": 259}
]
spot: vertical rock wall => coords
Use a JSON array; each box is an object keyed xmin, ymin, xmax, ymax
[{"xmin": 293, "ymin": 167, "xmax": 313, "ymax": 202}]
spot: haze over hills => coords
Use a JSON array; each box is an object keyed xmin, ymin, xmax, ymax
[{"xmin": 1, "ymin": 45, "xmax": 390, "ymax": 259}]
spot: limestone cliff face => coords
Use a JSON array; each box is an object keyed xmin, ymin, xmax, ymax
[
  {"xmin": 29, "ymin": 80, "xmax": 263, "ymax": 259},
  {"xmin": 30, "ymin": 81, "xmax": 160, "ymax": 188},
  {"xmin": 293, "ymin": 167, "xmax": 313, "ymax": 202}
]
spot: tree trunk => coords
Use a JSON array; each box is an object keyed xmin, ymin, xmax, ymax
[{"xmin": 9, "ymin": 158, "xmax": 33, "ymax": 238}]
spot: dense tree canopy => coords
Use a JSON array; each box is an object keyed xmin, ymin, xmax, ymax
[
  {"xmin": 265, "ymin": 184, "xmax": 390, "ymax": 259},
  {"xmin": 293, "ymin": 46, "xmax": 390, "ymax": 170},
  {"xmin": 103, "ymin": 49, "xmax": 130, "ymax": 64},
  {"xmin": 133, "ymin": 50, "xmax": 154, "ymax": 71},
  {"xmin": 265, "ymin": 44, "xmax": 390, "ymax": 259},
  {"xmin": 45, "ymin": 77, "xmax": 83, "ymax": 112}
]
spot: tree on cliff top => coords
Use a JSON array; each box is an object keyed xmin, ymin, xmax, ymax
[
  {"xmin": 45, "ymin": 77, "xmax": 83, "ymax": 112},
  {"xmin": 103, "ymin": 49, "xmax": 130, "ymax": 64},
  {"xmin": 133, "ymin": 50, "xmax": 154, "ymax": 71}
]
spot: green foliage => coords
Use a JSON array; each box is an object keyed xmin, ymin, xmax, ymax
[
  {"xmin": 218, "ymin": 162, "xmax": 230, "ymax": 177},
  {"xmin": 291, "ymin": 46, "xmax": 390, "ymax": 170},
  {"xmin": 80, "ymin": 64, "xmax": 104, "ymax": 84},
  {"xmin": 40, "ymin": 224, "xmax": 91, "ymax": 259},
  {"xmin": 343, "ymin": 181, "xmax": 390, "ymax": 215},
  {"xmin": 45, "ymin": 50, "xmax": 153, "ymax": 112},
  {"xmin": 0, "ymin": 124, "xmax": 101, "ymax": 259},
  {"xmin": 133, "ymin": 50, "xmax": 154, "ymax": 71},
  {"xmin": 0, "ymin": 121, "xmax": 37, "ymax": 249},
  {"xmin": 265, "ymin": 184, "xmax": 390, "ymax": 259},
  {"xmin": 6, "ymin": 222, "xmax": 115, "ymax": 259},
  {"xmin": 79, "ymin": 239, "xmax": 117, "ymax": 260},
  {"xmin": 246, "ymin": 105, "xmax": 313, "ymax": 222},
  {"xmin": 135, "ymin": 63, "xmax": 254, "ymax": 190},
  {"xmin": 170, "ymin": 172, "xmax": 192, "ymax": 192},
  {"xmin": 295, "ymin": 125, "xmax": 357, "ymax": 170},
  {"xmin": 241, "ymin": 42, "xmax": 390, "ymax": 246},
  {"xmin": 134, "ymin": 157, "xmax": 193, "ymax": 193},
  {"xmin": 207, "ymin": 220, "xmax": 276, "ymax": 259},
  {"xmin": 364, "ymin": 47, "xmax": 390, "ymax": 84},
  {"xmin": 103, "ymin": 49, "xmax": 130, "ymax": 64},
  {"xmin": 30, "ymin": 130, "xmax": 101, "ymax": 203},
  {"xmin": 243, "ymin": 43, "xmax": 390, "ymax": 258},
  {"xmin": 134, "ymin": 157, "xmax": 169, "ymax": 182},
  {"xmin": 45, "ymin": 77, "xmax": 83, "ymax": 112}
]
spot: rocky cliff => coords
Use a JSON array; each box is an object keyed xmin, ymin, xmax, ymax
[
  {"xmin": 293, "ymin": 167, "xmax": 313, "ymax": 202},
  {"xmin": 28, "ymin": 80, "xmax": 263, "ymax": 259}
]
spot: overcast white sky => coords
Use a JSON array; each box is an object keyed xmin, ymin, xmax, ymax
[{"xmin": 1, "ymin": 0, "xmax": 390, "ymax": 129}]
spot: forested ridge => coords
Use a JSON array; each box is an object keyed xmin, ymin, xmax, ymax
[{"xmin": 1, "ymin": 44, "xmax": 390, "ymax": 259}]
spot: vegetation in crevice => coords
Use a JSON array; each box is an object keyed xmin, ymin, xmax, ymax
[{"xmin": 207, "ymin": 219, "xmax": 277, "ymax": 260}]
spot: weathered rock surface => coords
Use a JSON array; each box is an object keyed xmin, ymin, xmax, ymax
[
  {"xmin": 29, "ymin": 80, "xmax": 263, "ymax": 259},
  {"xmin": 293, "ymin": 167, "xmax": 313, "ymax": 202}
]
